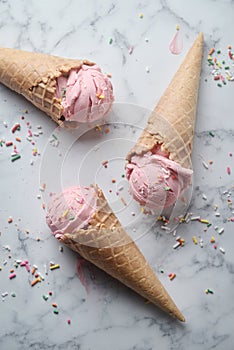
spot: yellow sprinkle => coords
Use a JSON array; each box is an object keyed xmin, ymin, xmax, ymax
[
  {"xmin": 139, "ymin": 13, "xmax": 143, "ymax": 19},
  {"xmin": 210, "ymin": 236, "xmax": 216, "ymax": 243},
  {"xmin": 192, "ymin": 236, "xmax": 198, "ymax": 244},
  {"xmin": 62, "ymin": 209, "xmax": 69, "ymax": 218},
  {"xmin": 175, "ymin": 24, "xmax": 180, "ymax": 30},
  {"xmin": 141, "ymin": 207, "xmax": 145, "ymax": 213},
  {"xmin": 200, "ymin": 219, "xmax": 209, "ymax": 224},
  {"xmin": 50, "ymin": 264, "xmax": 60, "ymax": 271},
  {"xmin": 217, "ymin": 62, "xmax": 222, "ymax": 68},
  {"xmin": 207, "ymin": 55, "xmax": 212, "ymax": 60}
]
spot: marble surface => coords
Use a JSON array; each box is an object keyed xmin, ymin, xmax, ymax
[{"xmin": 0, "ymin": 1, "xmax": 234, "ymax": 349}]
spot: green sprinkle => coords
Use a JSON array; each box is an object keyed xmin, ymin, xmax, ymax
[
  {"xmin": 217, "ymin": 50, "xmax": 221, "ymax": 54},
  {"xmin": 209, "ymin": 131, "xmax": 215, "ymax": 137},
  {"xmin": 11, "ymin": 154, "xmax": 21, "ymax": 162},
  {"xmin": 164, "ymin": 186, "xmax": 171, "ymax": 191},
  {"xmin": 42, "ymin": 294, "xmax": 49, "ymax": 301},
  {"xmin": 52, "ymin": 134, "xmax": 57, "ymax": 140},
  {"xmin": 224, "ymin": 66, "xmax": 230, "ymax": 70},
  {"xmin": 53, "ymin": 309, "xmax": 59, "ymax": 314},
  {"xmin": 11, "ymin": 292, "xmax": 16, "ymax": 297},
  {"xmin": 69, "ymin": 216, "xmax": 75, "ymax": 221},
  {"xmin": 222, "ymin": 60, "xmax": 225, "ymax": 64},
  {"xmin": 0, "ymin": 141, "xmax": 3, "ymax": 147},
  {"xmin": 121, "ymin": 174, "xmax": 125, "ymax": 178},
  {"xmin": 217, "ymin": 83, "xmax": 222, "ymax": 87},
  {"xmin": 207, "ymin": 223, "xmax": 212, "ymax": 227},
  {"xmin": 109, "ymin": 38, "xmax": 113, "ymax": 45}
]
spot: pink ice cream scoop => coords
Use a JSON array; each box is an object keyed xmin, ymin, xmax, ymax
[
  {"xmin": 126, "ymin": 151, "xmax": 192, "ymax": 210},
  {"xmin": 46, "ymin": 186, "xmax": 97, "ymax": 239},
  {"xmin": 56, "ymin": 64, "xmax": 114, "ymax": 123}
]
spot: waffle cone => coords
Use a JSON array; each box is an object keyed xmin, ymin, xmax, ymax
[
  {"xmin": 126, "ymin": 32, "xmax": 204, "ymax": 169},
  {"xmin": 59, "ymin": 186, "xmax": 185, "ymax": 321},
  {"xmin": 0, "ymin": 47, "xmax": 94, "ymax": 125}
]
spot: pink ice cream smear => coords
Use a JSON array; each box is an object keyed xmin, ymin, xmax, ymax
[
  {"xmin": 56, "ymin": 64, "xmax": 114, "ymax": 123},
  {"xmin": 46, "ymin": 186, "xmax": 97, "ymax": 239},
  {"xmin": 126, "ymin": 152, "xmax": 192, "ymax": 210}
]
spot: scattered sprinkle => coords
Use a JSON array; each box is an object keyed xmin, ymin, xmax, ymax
[
  {"xmin": 50, "ymin": 264, "xmax": 60, "ymax": 271},
  {"xmin": 205, "ymin": 289, "xmax": 214, "ymax": 294},
  {"xmin": 219, "ymin": 247, "xmax": 225, "ymax": 254},
  {"xmin": 168, "ymin": 273, "xmax": 176, "ymax": 281},
  {"xmin": 192, "ymin": 236, "xmax": 198, "ymax": 244},
  {"xmin": 227, "ymin": 166, "xmax": 231, "ymax": 175}
]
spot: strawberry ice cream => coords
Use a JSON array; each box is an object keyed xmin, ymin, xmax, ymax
[
  {"xmin": 126, "ymin": 150, "xmax": 192, "ymax": 210},
  {"xmin": 46, "ymin": 186, "xmax": 97, "ymax": 239},
  {"xmin": 56, "ymin": 64, "xmax": 114, "ymax": 123}
]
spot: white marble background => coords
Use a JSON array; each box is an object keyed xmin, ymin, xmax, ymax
[{"xmin": 0, "ymin": 0, "xmax": 234, "ymax": 349}]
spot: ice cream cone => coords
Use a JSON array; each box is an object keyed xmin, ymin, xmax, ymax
[
  {"xmin": 126, "ymin": 32, "xmax": 204, "ymax": 169},
  {"xmin": 0, "ymin": 47, "xmax": 94, "ymax": 125},
  {"xmin": 59, "ymin": 185, "xmax": 185, "ymax": 322}
]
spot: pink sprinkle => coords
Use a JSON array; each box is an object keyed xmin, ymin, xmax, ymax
[
  {"xmin": 67, "ymin": 319, "xmax": 71, "ymax": 325},
  {"xmin": 227, "ymin": 166, "xmax": 231, "ymax": 175},
  {"xmin": 220, "ymin": 75, "xmax": 225, "ymax": 83},
  {"xmin": 20, "ymin": 261, "xmax": 26, "ymax": 267},
  {"xmin": 25, "ymin": 263, "xmax": 30, "ymax": 272},
  {"xmin": 9, "ymin": 273, "xmax": 16, "ymax": 279},
  {"xmin": 129, "ymin": 46, "xmax": 134, "ymax": 55},
  {"xmin": 213, "ymin": 244, "xmax": 217, "ymax": 249},
  {"xmin": 6, "ymin": 141, "xmax": 13, "ymax": 147},
  {"xmin": 229, "ymin": 153, "xmax": 232, "ymax": 157},
  {"xmin": 28, "ymin": 129, "xmax": 33, "ymax": 137}
]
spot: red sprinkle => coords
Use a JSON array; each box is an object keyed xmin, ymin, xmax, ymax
[
  {"xmin": 6, "ymin": 141, "xmax": 13, "ymax": 147},
  {"xmin": 227, "ymin": 166, "xmax": 231, "ymax": 175},
  {"xmin": 11, "ymin": 123, "xmax": 20, "ymax": 133}
]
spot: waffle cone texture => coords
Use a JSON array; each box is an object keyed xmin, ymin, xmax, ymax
[
  {"xmin": 126, "ymin": 32, "xmax": 204, "ymax": 169},
  {"xmin": 59, "ymin": 186, "xmax": 185, "ymax": 322},
  {"xmin": 0, "ymin": 47, "xmax": 94, "ymax": 125}
]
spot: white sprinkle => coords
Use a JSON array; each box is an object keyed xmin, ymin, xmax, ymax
[
  {"xmin": 131, "ymin": 212, "xmax": 135, "ymax": 216},
  {"xmin": 1, "ymin": 292, "xmax": 8, "ymax": 298},
  {"xmin": 202, "ymin": 194, "xmax": 207, "ymax": 200},
  {"xmin": 38, "ymin": 272, "xmax": 45, "ymax": 280},
  {"xmin": 218, "ymin": 228, "xmax": 224, "ymax": 235},
  {"xmin": 33, "ymin": 264, "xmax": 38, "ymax": 269},
  {"xmin": 33, "ymin": 132, "xmax": 39, "ymax": 137},
  {"xmin": 3, "ymin": 245, "xmax": 11, "ymax": 251},
  {"xmin": 176, "ymin": 236, "xmax": 181, "ymax": 241},
  {"xmin": 214, "ymin": 226, "xmax": 218, "ymax": 230},
  {"xmin": 30, "ymin": 160, "xmax": 34, "ymax": 166},
  {"xmin": 223, "ymin": 190, "xmax": 228, "ymax": 195},
  {"xmin": 215, "ymin": 212, "xmax": 221, "ymax": 217},
  {"xmin": 161, "ymin": 226, "xmax": 171, "ymax": 231},
  {"xmin": 172, "ymin": 230, "xmax": 177, "ymax": 236},
  {"xmin": 145, "ymin": 66, "xmax": 150, "ymax": 73},
  {"xmin": 36, "ymin": 125, "xmax": 42, "ymax": 129},
  {"xmin": 44, "ymin": 264, "xmax": 48, "ymax": 275},
  {"xmin": 3, "ymin": 121, "xmax": 8, "ymax": 128},
  {"xmin": 191, "ymin": 216, "xmax": 200, "ymax": 221},
  {"xmin": 219, "ymin": 247, "xmax": 225, "ymax": 254},
  {"xmin": 202, "ymin": 161, "xmax": 209, "ymax": 169},
  {"xmin": 118, "ymin": 186, "xmax": 124, "ymax": 191},
  {"xmin": 37, "ymin": 194, "xmax": 41, "ymax": 199},
  {"xmin": 132, "ymin": 228, "xmax": 136, "ymax": 232},
  {"xmin": 38, "ymin": 131, "xmax": 43, "ymax": 135},
  {"xmin": 3, "ymin": 260, "xmax": 7, "ymax": 265},
  {"xmin": 145, "ymin": 38, "xmax": 149, "ymax": 42},
  {"xmin": 16, "ymin": 259, "xmax": 22, "ymax": 264},
  {"xmin": 173, "ymin": 242, "xmax": 181, "ymax": 249},
  {"xmin": 199, "ymin": 238, "xmax": 203, "ymax": 248}
]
